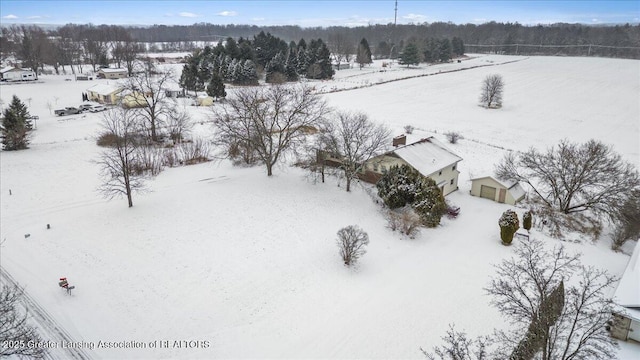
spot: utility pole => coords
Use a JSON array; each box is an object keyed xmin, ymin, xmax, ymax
[{"xmin": 394, "ymin": 0, "xmax": 398, "ymax": 26}]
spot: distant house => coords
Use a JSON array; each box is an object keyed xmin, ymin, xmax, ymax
[
  {"xmin": 87, "ymin": 84, "xmax": 123, "ymax": 104},
  {"xmin": 470, "ymin": 176, "xmax": 526, "ymax": 205},
  {"xmin": 97, "ymin": 68, "xmax": 128, "ymax": 79},
  {"xmin": 360, "ymin": 135, "xmax": 463, "ymax": 196},
  {"xmin": 332, "ymin": 63, "xmax": 351, "ymax": 70},
  {"xmin": 1, "ymin": 66, "xmax": 36, "ymax": 81},
  {"xmin": 121, "ymin": 90, "xmax": 149, "ymax": 108},
  {"xmin": 610, "ymin": 243, "xmax": 640, "ymax": 342},
  {"xmin": 196, "ymin": 95, "xmax": 214, "ymax": 106}
]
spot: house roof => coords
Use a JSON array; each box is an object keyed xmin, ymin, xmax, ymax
[
  {"xmin": 391, "ymin": 137, "xmax": 462, "ymax": 177},
  {"xmin": 471, "ymin": 176, "xmax": 527, "ymax": 199},
  {"xmin": 614, "ymin": 243, "xmax": 640, "ymax": 319},
  {"xmin": 99, "ymin": 68, "xmax": 127, "ymax": 73},
  {"xmin": 0, "ymin": 66, "xmax": 16, "ymax": 73},
  {"xmin": 87, "ymin": 84, "xmax": 123, "ymax": 96}
]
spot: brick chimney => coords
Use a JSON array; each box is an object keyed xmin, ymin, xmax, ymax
[{"xmin": 393, "ymin": 134, "xmax": 407, "ymax": 147}]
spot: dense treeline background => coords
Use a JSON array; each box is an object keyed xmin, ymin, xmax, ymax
[
  {"xmin": 1, "ymin": 21, "xmax": 638, "ymax": 75},
  {"xmin": 129, "ymin": 22, "xmax": 640, "ymax": 58}
]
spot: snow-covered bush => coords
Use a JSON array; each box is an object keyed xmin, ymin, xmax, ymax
[
  {"xmin": 337, "ymin": 225, "xmax": 369, "ymax": 266},
  {"xmin": 377, "ymin": 165, "xmax": 446, "ymax": 228},
  {"xmin": 499, "ymin": 209, "xmax": 520, "ymax": 245},
  {"xmin": 404, "ymin": 125, "xmax": 415, "ymax": 134},
  {"xmin": 523, "ymin": 210, "xmax": 533, "ymax": 231}
]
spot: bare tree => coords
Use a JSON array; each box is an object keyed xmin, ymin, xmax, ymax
[
  {"xmin": 0, "ymin": 284, "xmax": 45, "ymax": 359},
  {"xmin": 336, "ymin": 225, "xmax": 369, "ymax": 266},
  {"xmin": 480, "ymin": 74, "xmax": 504, "ymax": 108},
  {"xmin": 96, "ymin": 108, "xmax": 145, "ymax": 208},
  {"xmin": 328, "ymin": 31, "xmax": 355, "ymax": 69},
  {"xmin": 326, "ymin": 111, "xmax": 390, "ymax": 192},
  {"xmin": 212, "ymin": 85, "xmax": 329, "ymax": 176},
  {"xmin": 166, "ymin": 103, "xmax": 193, "ymax": 145},
  {"xmin": 426, "ymin": 240, "xmax": 619, "ymax": 360},
  {"xmin": 487, "ymin": 240, "xmax": 618, "ymax": 360},
  {"xmin": 496, "ymin": 139, "xmax": 640, "ymax": 218},
  {"xmin": 124, "ymin": 66, "xmax": 174, "ymax": 143}
]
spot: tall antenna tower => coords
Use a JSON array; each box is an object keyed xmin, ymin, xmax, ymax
[{"xmin": 394, "ymin": 0, "xmax": 398, "ymax": 26}]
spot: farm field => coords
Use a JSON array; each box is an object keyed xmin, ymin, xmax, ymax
[{"xmin": 1, "ymin": 54, "xmax": 639, "ymax": 359}]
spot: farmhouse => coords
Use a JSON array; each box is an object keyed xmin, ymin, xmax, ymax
[
  {"xmin": 1, "ymin": 66, "xmax": 36, "ymax": 81},
  {"xmin": 361, "ymin": 135, "xmax": 463, "ymax": 196},
  {"xmin": 611, "ymin": 243, "xmax": 640, "ymax": 342},
  {"xmin": 97, "ymin": 68, "xmax": 128, "ymax": 79},
  {"xmin": 470, "ymin": 176, "xmax": 526, "ymax": 205},
  {"xmin": 87, "ymin": 84, "xmax": 123, "ymax": 104}
]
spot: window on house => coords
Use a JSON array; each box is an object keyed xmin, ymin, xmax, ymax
[
  {"xmin": 373, "ymin": 164, "xmax": 378, "ymax": 172},
  {"xmin": 452, "ymin": 165, "xmax": 456, "ymax": 171},
  {"xmin": 450, "ymin": 179, "xmax": 454, "ymax": 185},
  {"xmin": 439, "ymin": 170, "xmax": 442, "ymax": 176}
]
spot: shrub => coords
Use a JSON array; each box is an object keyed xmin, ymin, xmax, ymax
[
  {"xmin": 337, "ymin": 225, "xmax": 369, "ymax": 266},
  {"xmin": 523, "ymin": 210, "xmax": 533, "ymax": 231},
  {"xmin": 444, "ymin": 131, "xmax": 461, "ymax": 144},
  {"xmin": 386, "ymin": 208, "xmax": 421, "ymax": 239},
  {"xmin": 499, "ymin": 209, "xmax": 520, "ymax": 245},
  {"xmin": 96, "ymin": 132, "xmax": 121, "ymax": 147},
  {"xmin": 446, "ymin": 204, "xmax": 461, "ymax": 219},
  {"xmin": 377, "ymin": 165, "xmax": 446, "ymax": 228},
  {"xmin": 404, "ymin": 125, "xmax": 415, "ymax": 134}
]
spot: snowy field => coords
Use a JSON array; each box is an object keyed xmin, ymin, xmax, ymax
[{"xmin": 1, "ymin": 54, "xmax": 639, "ymax": 359}]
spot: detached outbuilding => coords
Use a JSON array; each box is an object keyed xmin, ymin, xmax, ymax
[
  {"xmin": 87, "ymin": 84, "xmax": 123, "ymax": 105},
  {"xmin": 470, "ymin": 176, "xmax": 526, "ymax": 205},
  {"xmin": 610, "ymin": 242, "xmax": 640, "ymax": 342},
  {"xmin": 1, "ymin": 66, "xmax": 36, "ymax": 81},
  {"xmin": 97, "ymin": 68, "xmax": 128, "ymax": 79}
]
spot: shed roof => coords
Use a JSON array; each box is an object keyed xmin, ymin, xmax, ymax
[
  {"xmin": 99, "ymin": 68, "xmax": 127, "ymax": 73},
  {"xmin": 87, "ymin": 84, "xmax": 123, "ymax": 96},
  {"xmin": 391, "ymin": 137, "xmax": 462, "ymax": 177},
  {"xmin": 0, "ymin": 66, "xmax": 16, "ymax": 73}
]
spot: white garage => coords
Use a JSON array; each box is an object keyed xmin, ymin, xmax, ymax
[{"xmin": 470, "ymin": 176, "xmax": 526, "ymax": 205}]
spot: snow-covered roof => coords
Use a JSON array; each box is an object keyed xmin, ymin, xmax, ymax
[
  {"xmin": 87, "ymin": 84, "xmax": 123, "ymax": 96},
  {"xmin": 391, "ymin": 137, "xmax": 462, "ymax": 177},
  {"xmin": 614, "ymin": 243, "xmax": 640, "ymax": 320},
  {"xmin": 99, "ymin": 68, "xmax": 127, "ymax": 73},
  {"xmin": 0, "ymin": 66, "xmax": 16, "ymax": 73}
]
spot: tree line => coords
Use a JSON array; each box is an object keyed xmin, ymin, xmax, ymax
[
  {"xmin": 123, "ymin": 21, "xmax": 640, "ymax": 59},
  {"xmin": 1, "ymin": 21, "xmax": 637, "ymax": 76}
]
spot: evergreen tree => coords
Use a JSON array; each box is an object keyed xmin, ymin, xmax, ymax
[
  {"xmin": 296, "ymin": 47, "xmax": 309, "ymax": 76},
  {"xmin": 356, "ymin": 38, "xmax": 373, "ymax": 69},
  {"xmin": 224, "ymin": 37, "xmax": 240, "ymax": 59},
  {"xmin": 399, "ymin": 43, "xmax": 421, "ymax": 67},
  {"xmin": 376, "ymin": 165, "xmax": 446, "ymax": 227},
  {"xmin": 285, "ymin": 47, "xmax": 299, "ymax": 82},
  {"xmin": 306, "ymin": 39, "xmax": 334, "ymax": 79},
  {"xmin": 241, "ymin": 60, "xmax": 259, "ymax": 85},
  {"xmin": 265, "ymin": 51, "xmax": 286, "ymax": 83},
  {"xmin": 179, "ymin": 58, "xmax": 201, "ymax": 95},
  {"xmin": 499, "ymin": 209, "xmax": 520, "ymax": 245},
  {"xmin": 206, "ymin": 73, "xmax": 226, "ymax": 100},
  {"xmin": 1, "ymin": 95, "xmax": 32, "ymax": 151},
  {"xmin": 452, "ymin": 36, "xmax": 465, "ymax": 56},
  {"xmin": 438, "ymin": 38, "xmax": 453, "ymax": 62}
]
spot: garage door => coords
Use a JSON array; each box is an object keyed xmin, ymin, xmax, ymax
[{"xmin": 480, "ymin": 185, "xmax": 496, "ymax": 200}]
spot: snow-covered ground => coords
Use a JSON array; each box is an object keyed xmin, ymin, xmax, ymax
[{"xmin": 1, "ymin": 54, "xmax": 639, "ymax": 359}]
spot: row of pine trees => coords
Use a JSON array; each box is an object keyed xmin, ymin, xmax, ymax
[{"xmin": 179, "ymin": 31, "xmax": 335, "ymax": 96}]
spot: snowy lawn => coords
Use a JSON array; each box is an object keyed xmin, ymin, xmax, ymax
[{"xmin": 1, "ymin": 54, "xmax": 639, "ymax": 359}]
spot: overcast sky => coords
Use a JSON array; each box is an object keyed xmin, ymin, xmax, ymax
[{"xmin": 1, "ymin": 0, "xmax": 638, "ymax": 27}]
